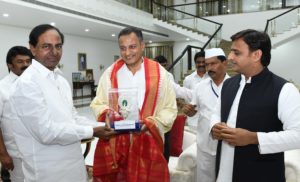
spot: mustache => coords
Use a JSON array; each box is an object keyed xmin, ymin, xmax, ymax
[
  {"xmin": 208, "ymin": 71, "xmax": 215, "ymax": 75},
  {"xmin": 21, "ymin": 66, "xmax": 29, "ymax": 71}
]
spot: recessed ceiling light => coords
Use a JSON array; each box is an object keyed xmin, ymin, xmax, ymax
[
  {"xmin": 50, "ymin": 22, "xmax": 56, "ymax": 26},
  {"xmin": 111, "ymin": 34, "xmax": 115, "ymax": 37},
  {"xmin": 85, "ymin": 28, "xmax": 90, "ymax": 32},
  {"xmin": 149, "ymin": 40, "xmax": 152, "ymax": 43},
  {"xmin": 2, "ymin": 13, "xmax": 9, "ymax": 17},
  {"xmin": 186, "ymin": 38, "xmax": 190, "ymax": 41}
]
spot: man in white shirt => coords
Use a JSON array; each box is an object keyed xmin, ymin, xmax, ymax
[
  {"xmin": 0, "ymin": 46, "xmax": 32, "ymax": 182},
  {"xmin": 9, "ymin": 24, "xmax": 116, "ymax": 182},
  {"xmin": 183, "ymin": 51, "xmax": 209, "ymax": 90},
  {"xmin": 182, "ymin": 48, "xmax": 229, "ymax": 182},
  {"xmin": 211, "ymin": 29, "xmax": 300, "ymax": 182},
  {"xmin": 154, "ymin": 55, "xmax": 192, "ymax": 102},
  {"xmin": 183, "ymin": 51, "xmax": 209, "ymax": 129}
]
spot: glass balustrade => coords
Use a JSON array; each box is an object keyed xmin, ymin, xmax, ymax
[{"xmin": 265, "ymin": 6, "xmax": 300, "ymax": 37}]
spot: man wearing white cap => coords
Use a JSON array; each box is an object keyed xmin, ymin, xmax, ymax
[{"xmin": 182, "ymin": 48, "xmax": 229, "ymax": 182}]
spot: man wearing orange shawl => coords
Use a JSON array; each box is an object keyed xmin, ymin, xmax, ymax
[{"xmin": 90, "ymin": 27, "xmax": 177, "ymax": 182}]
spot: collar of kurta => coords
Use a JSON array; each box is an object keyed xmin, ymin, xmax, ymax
[
  {"xmin": 110, "ymin": 57, "xmax": 160, "ymax": 119},
  {"xmin": 31, "ymin": 59, "xmax": 61, "ymax": 79}
]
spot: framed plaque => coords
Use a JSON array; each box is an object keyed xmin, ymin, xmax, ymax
[{"xmin": 108, "ymin": 88, "xmax": 141, "ymax": 132}]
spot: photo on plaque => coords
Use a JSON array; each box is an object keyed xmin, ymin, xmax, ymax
[{"xmin": 108, "ymin": 88, "xmax": 141, "ymax": 132}]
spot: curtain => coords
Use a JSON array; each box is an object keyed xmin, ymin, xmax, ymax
[{"xmin": 144, "ymin": 44, "xmax": 173, "ymax": 68}]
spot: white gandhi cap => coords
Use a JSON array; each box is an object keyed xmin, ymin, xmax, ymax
[{"xmin": 205, "ymin": 48, "xmax": 225, "ymax": 59}]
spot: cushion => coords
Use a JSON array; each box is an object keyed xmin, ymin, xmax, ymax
[
  {"xmin": 176, "ymin": 142, "xmax": 197, "ymax": 171},
  {"xmin": 169, "ymin": 115, "xmax": 187, "ymax": 156}
]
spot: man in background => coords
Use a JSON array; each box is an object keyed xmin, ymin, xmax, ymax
[
  {"xmin": 9, "ymin": 24, "xmax": 116, "ymax": 182},
  {"xmin": 0, "ymin": 46, "xmax": 32, "ymax": 182},
  {"xmin": 91, "ymin": 27, "xmax": 177, "ymax": 182},
  {"xmin": 183, "ymin": 51, "xmax": 209, "ymax": 129},
  {"xmin": 154, "ymin": 55, "xmax": 192, "ymax": 102},
  {"xmin": 183, "ymin": 48, "xmax": 229, "ymax": 182}
]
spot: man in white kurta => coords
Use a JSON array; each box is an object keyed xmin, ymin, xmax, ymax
[
  {"xmin": 182, "ymin": 48, "xmax": 229, "ymax": 182},
  {"xmin": 9, "ymin": 24, "xmax": 115, "ymax": 182},
  {"xmin": 183, "ymin": 51, "xmax": 209, "ymax": 129},
  {"xmin": 0, "ymin": 46, "xmax": 32, "ymax": 182}
]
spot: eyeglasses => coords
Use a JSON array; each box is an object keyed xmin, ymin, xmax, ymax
[{"xmin": 38, "ymin": 43, "xmax": 63, "ymax": 51}]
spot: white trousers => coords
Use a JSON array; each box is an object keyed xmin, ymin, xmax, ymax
[
  {"xmin": 9, "ymin": 157, "xmax": 24, "ymax": 182},
  {"xmin": 196, "ymin": 150, "xmax": 216, "ymax": 182}
]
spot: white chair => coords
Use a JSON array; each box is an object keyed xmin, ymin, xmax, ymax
[
  {"xmin": 168, "ymin": 127, "xmax": 300, "ymax": 182},
  {"xmin": 168, "ymin": 127, "xmax": 197, "ymax": 182},
  {"xmin": 285, "ymin": 149, "xmax": 300, "ymax": 182}
]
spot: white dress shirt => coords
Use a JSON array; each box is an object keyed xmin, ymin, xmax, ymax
[
  {"xmin": 117, "ymin": 61, "xmax": 145, "ymax": 110},
  {"xmin": 183, "ymin": 71, "xmax": 209, "ymax": 128},
  {"xmin": 0, "ymin": 72, "xmax": 19, "ymax": 157},
  {"xmin": 210, "ymin": 75, "xmax": 300, "ymax": 182},
  {"xmin": 183, "ymin": 71, "xmax": 209, "ymax": 90},
  {"xmin": 9, "ymin": 60, "xmax": 100, "ymax": 182}
]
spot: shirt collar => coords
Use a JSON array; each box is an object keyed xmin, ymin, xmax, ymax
[
  {"xmin": 241, "ymin": 67, "xmax": 268, "ymax": 84},
  {"xmin": 8, "ymin": 71, "xmax": 19, "ymax": 82},
  {"xmin": 123, "ymin": 58, "xmax": 145, "ymax": 74},
  {"xmin": 32, "ymin": 59, "xmax": 60, "ymax": 80}
]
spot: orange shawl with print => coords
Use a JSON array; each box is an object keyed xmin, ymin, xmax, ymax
[{"xmin": 93, "ymin": 58, "xmax": 169, "ymax": 182}]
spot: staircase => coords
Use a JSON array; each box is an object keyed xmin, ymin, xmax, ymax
[
  {"xmin": 265, "ymin": 5, "xmax": 300, "ymax": 48},
  {"xmin": 152, "ymin": 1, "xmax": 222, "ymax": 47},
  {"xmin": 153, "ymin": 19, "xmax": 210, "ymax": 43}
]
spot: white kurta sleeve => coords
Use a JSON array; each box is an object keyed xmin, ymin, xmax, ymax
[
  {"xmin": 258, "ymin": 83, "xmax": 300, "ymax": 154},
  {"xmin": 71, "ymin": 106, "xmax": 104, "ymax": 127},
  {"xmin": 10, "ymin": 80, "xmax": 93, "ymax": 145},
  {"xmin": 172, "ymin": 81, "xmax": 193, "ymax": 103},
  {"xmin": 209, "ymin": 96, "xmax": 221, "ymax": 133},
  {"xmin": 0, "ymin": 92, "xmax": 4, "ymax": 127}
]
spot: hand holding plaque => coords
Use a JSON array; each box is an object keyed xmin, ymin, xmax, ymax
[{"xmin": 108, "ymin": 88, "xmax": 141, "ymax": 132}]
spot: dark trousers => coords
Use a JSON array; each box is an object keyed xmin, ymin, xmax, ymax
[
  {"xmin": 1, "ymin": 167, "xmax": 11, "ymax": 182},
  {"xmin": 163, "ymin": 131, "xmax": 170, "ymax": 162}
]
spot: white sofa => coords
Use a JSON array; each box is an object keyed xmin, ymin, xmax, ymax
[
  {"xmin": 168, "ymin": 127, "xmax": 300, "ymax": 182},
  {"xmin": 168, "ymin": 127, "xmax": 197, "ymax": 182}
]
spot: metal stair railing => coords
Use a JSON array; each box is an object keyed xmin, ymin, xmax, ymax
[
  {"xmin": 265, "ymin": 5, "xmax": 300, "ymax": 37},
  {"xmin": 152, "ymin": 1, "xmax": 222, "ymax": 80}
]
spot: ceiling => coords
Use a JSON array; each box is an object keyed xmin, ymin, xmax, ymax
[{"xmin": 0, "ymin": 0, "xmax": 188, "ymax": 43}]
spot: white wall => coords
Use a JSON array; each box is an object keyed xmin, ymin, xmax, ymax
[
  {"xmin": 0, "ymin": 24, "xmax": 119, "ymax": 86},
  {"xmin": 206, "ymin": 9, "xmax": 287, "ymax": 40},
  {"xmin": 0, "ymin": 25, "xmax": 30, "ymax": 78},
  {"xmin": 269, "ymin": 35, "xmax": 300, "ymax": 86}
]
